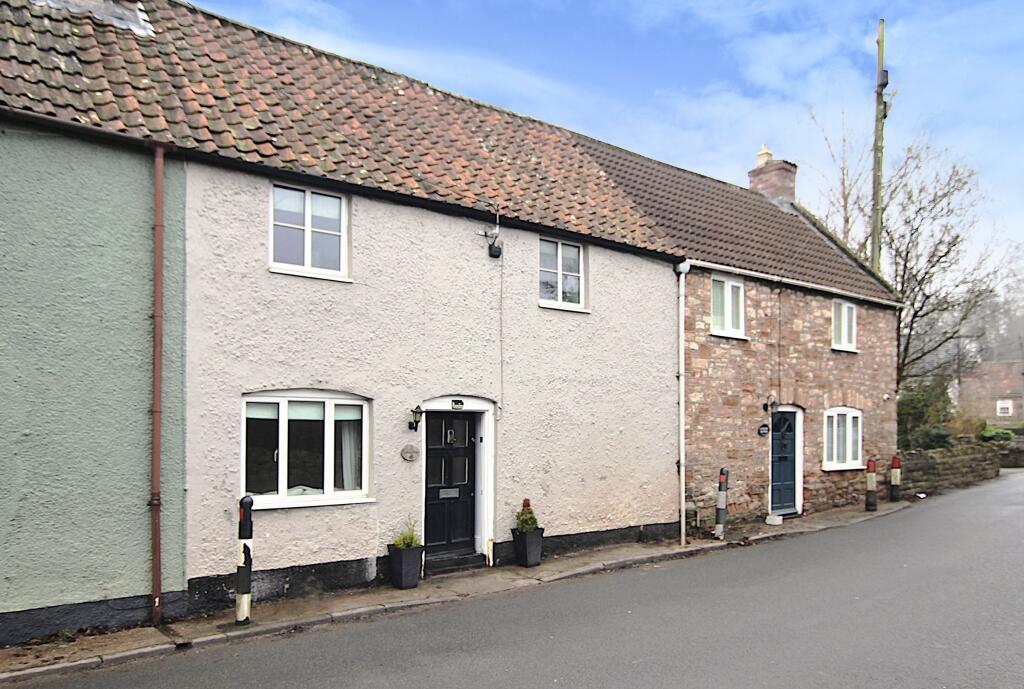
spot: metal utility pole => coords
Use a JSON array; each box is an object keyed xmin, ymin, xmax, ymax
[{"xmin": 870, "ymin": 18, "xmax": 889, "ymax": 273}]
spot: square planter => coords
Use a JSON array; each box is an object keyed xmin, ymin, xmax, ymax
[
  {"xmin": 387, "ymin": 544, "xmax": 423, "ymax": 589},
  {"xmin": 511, "ymin": 527, "xmax": 544, "ymax": 567}
]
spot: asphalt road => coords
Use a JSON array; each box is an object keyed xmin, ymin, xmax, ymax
[{"xmin": 24, "ymin": 471, "xmax": 1024, "ymax": 689}]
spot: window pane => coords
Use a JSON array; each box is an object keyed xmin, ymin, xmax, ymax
[
  {"xmin": 274, "ymin": 225, "xmax": 304, "ymax": 265},
  {"xmin": 288, "ymin": 402, "xmax": 324, "ymax": 495},
  {"xmin": 833, "ymin": 302, "xmax": 842, "ymax": 344},
  {"xmin": 562, "ymin": 274, "xmax": 581, "ymax": 304},
  {"xmin": 730, "ymin": 284, "xmax": 742, "ymax": 331},
  {"xmin": 273, "ymin": 187, "xmax": 305, "ymax": 226},
  {"xmin": 846, "ymin": 305, "xmax": 856, "ymax": 346},
  {"xmin": 447, "ymin": 418, "xmax": 469, "ymax": 447},
  {"xmin": 836, "ymin": 414, "xmax": 847, "ymax": 463},
  {"xmin": 540, "ymin": 240, "xmax": 558, "ymax": 270},
  {"xmin": 539, "ymin": 270, "xmax": 558, "ymax": 300},
  {"xmin": 311, "ymin": 193, "xmax": 341, "ymax": 232},
  {"xmin": 245, "ymin": 403, "xmax": 278, "ymax": 495},
  {"xmin": 427, "ymin": 415, "xmax": 444, "ymax": 447},
  {"xmin": 825, "ymin": 415, "xmax": 834, "ymax": 463},
  {"xmin": 561, "ymin": 244, "xmax": 580, "ymax": 274},
  {"xmin": 311, "ymin": 231, "xmax": 341, "ymax": 271},
  {"xmin": 334, "ymin": 415, "xmax": 362, "ymax": 492},
  {"xmin": 851, "ymin": 415, "xmax": 860, "ymax": 464},
  {"xmin": 712, "ymin": 280, "xmax": 725, "ymax": 330},
  {"xmin": 427, "ymin": 455, "xmax": 444, "ymax": 486},
  {"xmin": 451, "ymin": 456, "xmax": 469, "ymax": 485}
]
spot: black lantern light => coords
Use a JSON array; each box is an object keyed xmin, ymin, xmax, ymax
[{"xmin": 408, "ymin": 405, "xmax": 424, "ymax": 430}]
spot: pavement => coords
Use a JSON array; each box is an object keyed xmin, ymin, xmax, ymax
[
  {"xmin": 5, "ymin": 477, "xmax": 1016, "ymax": 687},
  {"xmin": 0, "ymin": 497, "xmax": 910, "ymax": 684}
]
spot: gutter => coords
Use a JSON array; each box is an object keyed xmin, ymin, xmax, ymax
[
  {"xmin": 674, "ymin": 260, "xmax": 691, "ymax": 545},
  {"xmin": 149, "ymin": 144, "xmax": 166, "ymax": 625},
  {"xmin": 687, "ymin": 259, "xmax": 903, "ymax": 309}
]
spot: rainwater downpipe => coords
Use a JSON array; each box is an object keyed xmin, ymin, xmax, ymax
[
  {"xmin": 675, "ymin": 260, "xmax": 691, "ymax": 545},
  {"xmin": 149, "ymin": 145, "xmax": 166, "ymax": 625}
]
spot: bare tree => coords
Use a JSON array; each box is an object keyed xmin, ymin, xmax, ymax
[{"xmin": 813, "ymin": 125, "xmax": 1012, "ymax": 386}]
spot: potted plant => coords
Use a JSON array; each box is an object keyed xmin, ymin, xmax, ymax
[
  {"xmin": 511, "ymin": 498, "xmax": 544, "ymax": 567},
  {"xmin": 387, "ymin": 519, "xmax": 423, "ymax": 589}
]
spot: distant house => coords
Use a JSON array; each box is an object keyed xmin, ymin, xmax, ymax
[
  {"xmin": 0, "ymin": 0, "xmax": 898, "ymax": 644},
  {"xmin": 959, "ymin": 361, "xmax": 1024, "ymax": 427}
]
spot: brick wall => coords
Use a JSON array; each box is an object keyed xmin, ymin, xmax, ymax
[
  {"xmin": 958, "ymin": 361, "xmax": 1024, "ymax": 427},
  {"xmin": 684, "ymin": 267, "xmax": 899, "ymax": 525}
]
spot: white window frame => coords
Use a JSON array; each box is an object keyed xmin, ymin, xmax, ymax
[
  {"xmin": 538, "ymin": 238, "xmax": 588, "ymax": 312},
  {"xmin": 240, "ymin": 390, "xmax": 372, "ymax": 509},
  {"xmin": 996, "ymin": 399, "xmax": 1013, "ymax": 417},
  {"xmin": 832, "ymin": 299, "xmax": 858, "ymax": 352},
  {"xmin": 822, "ymin": 406, "xmax": 864, "ymax": 471},
  {"xmin": 710, "ymin": 274, "xmax": 746, "ymax": 339},
  {"xmin": 268, "ymin": 184, "xmax": 352, "ymax": 282}
]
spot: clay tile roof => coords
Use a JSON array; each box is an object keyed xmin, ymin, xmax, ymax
[{"xmin": 0, "ymin": 0, "xmax": 895, "ymax": 302}]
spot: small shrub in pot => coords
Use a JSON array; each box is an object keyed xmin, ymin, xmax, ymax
[
  {"xmin": 511, "ymin": 498, "xmax": 544, "ymax": 567},
  {"xmin": 387, "ymin": 519, "xmax": 423, "ymax": 589}
]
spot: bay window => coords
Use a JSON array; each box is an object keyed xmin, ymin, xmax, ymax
[{"xmin": 242, "ymin": 392, "xmax": 370, "ymax": 508}]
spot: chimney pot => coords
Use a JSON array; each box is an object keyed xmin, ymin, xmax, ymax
[{"xmin": 749, "ymin": 145, "xmax": 797, "ymax": 202}]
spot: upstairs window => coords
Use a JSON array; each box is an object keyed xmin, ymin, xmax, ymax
[
  {"xmin": 243, "ymin": 392, "xmax": 369, "ymax": 509},
  {"xmin": 996, "ymin": 399, "xmax": 1014, "ymax": 417},
  {"xmin": 539, "ymin": 238, "xmax": 584, "ymax": 308},
  {"xmin": 270, "ymin": 185, "xmax": 349, "ymax": 281},
  {"xmin": 711, "ymin": 275, "xmax": 745, "ymax": 338},
  {"xmin": 823, "ymin": 407, "xmax": 863, "ymax": 470},
  {"xmin": 832, "ymin": 300, "xmax": 857, "ymax": 351}
]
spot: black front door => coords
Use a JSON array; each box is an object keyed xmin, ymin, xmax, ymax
[
  {"xmin": 771, "ymin": 411, "xmax": 797, "ymax": 514},
  {"xmin": 424, "ymin": 413, "xmax": 476, "ymax": 555}
]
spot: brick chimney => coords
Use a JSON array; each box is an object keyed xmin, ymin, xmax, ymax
[{"xmin": 748, "ymin": 144, "xmax": 797, "ymax": 203}]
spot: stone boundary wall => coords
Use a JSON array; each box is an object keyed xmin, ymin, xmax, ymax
[
  {"xmin": 996, "ymin": 439, "xmax": 1024, "ymax": 468},
  {"xmin": 688, "ymin": 440, "xmax": 1010, "ymax": 530},
  {"xmin": 896, "ymin": 440, "xmax": 1005, "ymax": 497}
]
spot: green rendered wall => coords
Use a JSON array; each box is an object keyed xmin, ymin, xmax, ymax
[{"xmin": 0, "ymin": 120, "xmax": 185, "ymax": 615}]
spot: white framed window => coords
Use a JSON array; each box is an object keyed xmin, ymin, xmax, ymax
[
  {"xmin": 823, "ymin": 407, "xmax": 863, "ymax": 470},
  {"xmin": 269, "ymin": 184, "xmax": 351, "ymax": 282},
  {"xmin": 832, "ymin": 299, "xmax": 857, "ymax": 351},
  {"xmin": 996, "ymin": 399, "xmax": 1014, "ymax": 417},
  {"xmin": 711, "ymin": 274, "xmax": 745, "ymax": 338},
  {"xmin": 539, "ymin": 238, "xmax": 585, "ymax": 310},
  {"xmin": 242, "ymin": 391, "xmax": 372, "ymax": 509}
]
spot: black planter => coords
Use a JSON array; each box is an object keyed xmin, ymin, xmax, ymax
[
  {"xmin": 387, "ymin": 544, "xmax": 423, "ymax": 589},
  {"xmin": 511, "ymin": 527, "xmax": 544, "ymax": 567}
]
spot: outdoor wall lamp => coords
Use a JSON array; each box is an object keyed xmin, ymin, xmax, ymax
[{"xmin": 408, "ymin": 405, "xmax": 424, "ymax": 431}]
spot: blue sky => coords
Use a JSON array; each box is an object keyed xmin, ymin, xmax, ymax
[{"xmin": 201, "ymin": 0, "xmax": 1023, "ymax": 250}]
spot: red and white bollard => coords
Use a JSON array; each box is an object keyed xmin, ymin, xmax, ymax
[
  {"xmin": 714, "ymin": 467, "xmax": 729, "ymax": 540},
  {"xmin": 889, "ymin": 456, "xmax": 902, "ymax": 501},
  {"xmin": 235, "ymin": 495, "xmax": 254, "ymax": 626},
  {"xmin": 865, "ymin": 458, "xmax": 878, "ymax": 512}
]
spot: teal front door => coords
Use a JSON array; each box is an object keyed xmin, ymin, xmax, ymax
[{"xmin": 771, "ymin": 411, "xmax": 797, "ymax": 514}]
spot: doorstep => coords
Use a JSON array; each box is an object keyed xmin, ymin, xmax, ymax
[{"xmin": 0, "ymin": 500, "xmax": 910, "ymax": 683}]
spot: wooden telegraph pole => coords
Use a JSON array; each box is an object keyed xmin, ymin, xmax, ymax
[{"xmin": 870, "ymin": 19, "xmax": 889, "ymax": 273}]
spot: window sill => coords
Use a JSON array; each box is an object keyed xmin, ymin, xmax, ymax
[
  {"xmin": 269, "ymin": 265, "xmax": 353, "ymax": 283},
  {"xmin": 251, "ymin": 495, "xmax": 375, "ymax": 510},
  {"xmin": 821, "ymin": 464, "xmax": 865, "ymax": 472},
  {"xmin": 538, "ymin": 300, "xmax": 591, "ymax": 314},
  {"xmin": 710, "ymin": 330, "xmax": 749, "ymax": 341},
  {"xmin": 831, "ymin": 345, "xmax": 859, "ymax": 353}
]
